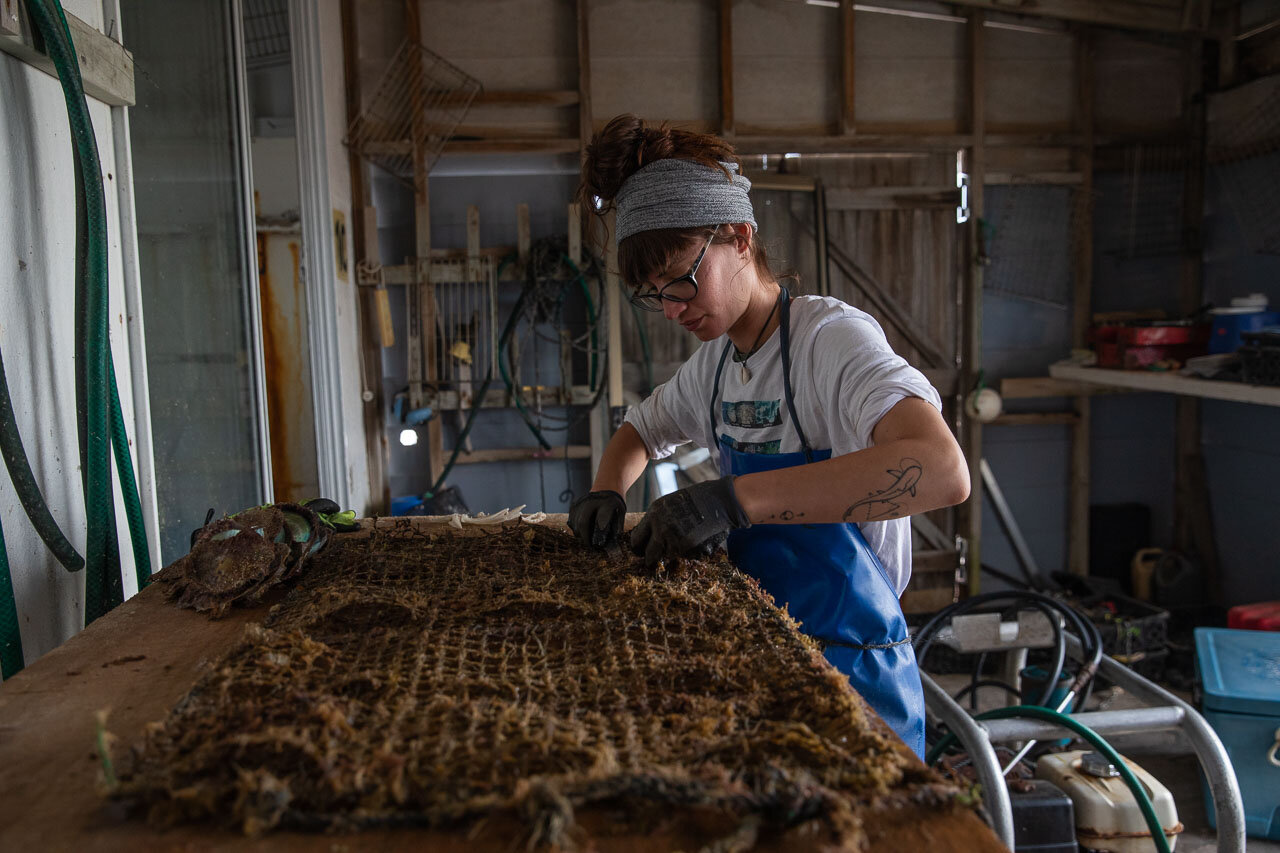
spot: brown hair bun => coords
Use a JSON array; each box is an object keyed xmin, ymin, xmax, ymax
[{"xmin": 576, "ymin": 114, "xmax": 739, "ymax": 212}]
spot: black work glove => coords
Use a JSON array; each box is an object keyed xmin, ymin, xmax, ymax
[
  {"xmin": 303, "ymin": 497, "xmax": 360, "ymax": 532},
  {"xmin": 568, "ymin": 490, "xmax": 627, "ymax": 549},
  {"xmin": 629, "ymin": 477, "xmax": 751, "ymax": 569}
]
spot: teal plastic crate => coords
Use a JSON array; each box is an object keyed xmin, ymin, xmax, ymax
[{"xmin": 1195, "ymin": 627, "xmax": 1280, "ymax": 840}]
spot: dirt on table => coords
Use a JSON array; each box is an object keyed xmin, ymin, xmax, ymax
[{"xmin": 111, "ymin": 520, "xmax": 971, "ymax": 850}]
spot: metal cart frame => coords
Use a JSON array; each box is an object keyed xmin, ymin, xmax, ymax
[{"xmin": 922, "ymin": 634, "xmax": 1246, "ymax": 852}]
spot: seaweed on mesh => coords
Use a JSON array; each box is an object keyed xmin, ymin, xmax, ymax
[{"xmin": 113, "ymin": 522, "xmax": 967, "ymax": 847}]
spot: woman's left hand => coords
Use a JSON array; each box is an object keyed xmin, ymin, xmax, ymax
[{"xmin": 630, "ymin": 477, "xmax": 751, "ymax": 568}]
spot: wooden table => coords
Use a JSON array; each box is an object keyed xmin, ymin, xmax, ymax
[{"xmin": 0, "ymin": 517, "xmax": 1006, "ymax": 851}]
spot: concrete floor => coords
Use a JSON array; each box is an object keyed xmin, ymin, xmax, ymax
[{"xmin": 927, "ymin": 673, "xmax": 1279, "ymax": 852}]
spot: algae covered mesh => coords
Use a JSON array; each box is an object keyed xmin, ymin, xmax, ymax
[{"xmin": 114, "ymin": 521, "xmax": 965, "ymax": 847}]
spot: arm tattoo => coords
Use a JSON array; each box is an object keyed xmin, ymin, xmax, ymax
[{"xmin": 842, "ymin": 458, "xmax": 923, "ymax": 522}]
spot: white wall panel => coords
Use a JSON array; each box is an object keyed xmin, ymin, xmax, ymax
[{"xmin": 0, "ymin": 0, "xmax": 151, "ymax": 663}]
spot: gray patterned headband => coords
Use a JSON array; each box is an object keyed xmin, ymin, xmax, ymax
[{"xmin": 614, "ymin": 159, "xmax": 756, "ymax": 243}]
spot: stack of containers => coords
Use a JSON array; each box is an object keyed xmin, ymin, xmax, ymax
[
  {"xmin": 1208, "ymin": 294, "xmax": 1280, "ymax": 355},
  {"xmin": 1195, "ymin": 627, "xmax": 1280, "ymax": 841}
]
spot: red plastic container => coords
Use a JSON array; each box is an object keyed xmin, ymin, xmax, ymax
[
  {"xmin": 1227, "ymin": 601, "xmax": 1280, "ymax": 632},
  {"xmin": 1090, "ymin": 321, "xmax": 1209, "ymax": 369},
  {"xmin": 1118, "ymin": 324, "xmax": 1208, "ymax": 346}
]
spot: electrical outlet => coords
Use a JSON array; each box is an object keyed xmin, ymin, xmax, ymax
[{"xmin": 0, "ymin": 0, "xmax": 19, "ymax": 37}]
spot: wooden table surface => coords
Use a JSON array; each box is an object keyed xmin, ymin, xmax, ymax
[{"xmin": 0, "ymin": 516, "xmax": 1007, "ymax": 851}]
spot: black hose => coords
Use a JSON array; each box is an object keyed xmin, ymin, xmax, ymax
[
  {"xmin": 0, "ymin": 348, "xmax": 84, "ymax": 572},
  {"xmin": 953, "ymin": 679, "xmax": 1022, "ymax": 706},
  {"xmin": 915, "ymin": 590, "xmax": 1102, "ymax": 714},
  {"xmin": 919, "ymin": 598, "xmax": 1064, "ymax": 708}
]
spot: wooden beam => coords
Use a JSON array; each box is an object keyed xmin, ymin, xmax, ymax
[
  {"xmin": 814, "ymin": 180, "xmax": 830, "ymax": 298},
  {"xmin": 990, "ymin": 412, "xmax": 1080, "ymax": 426},
  {"xmin": 1000, "ymin": 375, "xmax": 1131, "ymax": 399},
  {"xmin": 453, "ymin": 445, "xmax": 592, "ymax": 465},
  {"xmin": 743, "ymin": 171, "xmax": 815, "ymax": 192},
  {"xmin": 341, "ymin": 0, "xmax": 390, "ymax": 511},
  {"xmin": 986, "ymin": 171, "xmax": 1083, "ymax": 185},
  {"xmin": 442, "ymin": 138, "xmax": 581, "ymax": 155},
  {"xmin": 841, "ymin": 0, "xmax": 855, "ymax": 136},
  {"xmin": 470, "ymin": 89, "xmax": 579, "ymax": 107},
  {"xmin": 576, "ymin": 0, "xmax": 593, "ymax": 153},
  {"xmin": 825, "ymin": 186, "xmax": 962, "ymax": 210},
  {"xmin": 606, "ymin": 210, "xmax": 623, "ymax": 412},
  {"xmin": 719, "ymin": 0, "xmax": 734, "ymax": 136},
  {"xmin": 944, "ymin": 0, "xmax": 1190, "ymax": 34},
  {"xmin": 1068, "ymin": 26, "xmax": 1096, "ymax": 578},
  {"xmin": 0, "ymin": 6, "xmax": 134, "ymax": 105},
  {"xmin": 1174, "ymin": 38, "xmax": 1221, "ymax": 602},
  {"xmin": 405, "ymin": 0, "xmax": 443, "ymax": 486},
  {"xmin": 961, "ymin": 9, "xmax": 986, "ymax": 596}
]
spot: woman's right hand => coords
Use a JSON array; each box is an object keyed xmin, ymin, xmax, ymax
[{"xmin": 568, "ymin": 490, "xmax": 627, "ymax": 549}]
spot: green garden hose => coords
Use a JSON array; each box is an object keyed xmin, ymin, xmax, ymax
[
  {"xmin": 109, "ymin": 352, "xmax": 151, "ymax": 587},
  {"xmin": 929, "ymin": 705, "xmax": 1173, "ymax": 853},
  {"xmin": 24, "ymin": 0, "xmax": 151, "ymax": 623},
  {"xmin": 0, "ymin": 521, "xmax": 23, "ymax": 679}
]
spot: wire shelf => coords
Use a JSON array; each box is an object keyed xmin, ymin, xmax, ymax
[
  {"xmin": 243, "ymin": 0, "xmax": 290, "ymax": 69},
  {"xmin": 1096, "ymin": 144, "xmax": 1190, "ymax": 260},
  {"xmin": 346, "ymin": 40, "xmax": 481, "ymax": 181},
  {"xmin": 984, "ymin": 181, "xmax": 1084, "ymax": 308},
  {"xmin": 1210, "ymin": 86, "xmax": 1280, "ymax": 256}
]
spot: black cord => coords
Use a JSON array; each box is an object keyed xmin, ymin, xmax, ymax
[
  {"xmin": 915, "ymin": 591, "xmax": 1098, "ymax": 720},
  {"xmin": 954, "ymin": 679, "xmax": 1023, "ymax": 706}
]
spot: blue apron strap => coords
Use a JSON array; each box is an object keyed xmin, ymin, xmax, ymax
[
  {"xmin": 777, "ymin": 288, "xmax": 814, "ymax": 464},
  {"xmin": 709, "ymin": 339, "xmax": 734, "ymax": 439}
]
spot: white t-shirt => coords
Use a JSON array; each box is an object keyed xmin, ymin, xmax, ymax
[{"xmin": 625, "ymin": 294, "xmax": 942, "ymax": 595}]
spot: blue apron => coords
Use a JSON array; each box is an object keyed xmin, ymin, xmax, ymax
[{"xmin": 710, "ymin": 289, "xmax": 925, "ymax": 757}]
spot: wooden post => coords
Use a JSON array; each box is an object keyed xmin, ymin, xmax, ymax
[
  {"xmin": 606, "ymin": 210, "xmax": 623, "ymax": 417},
  {"xmin": 840, "ymin": 0, "xmax": 856, "ymax": 136},
  {"xmin": 1175, "ymin": 37, "xmax": 1221, "ymax": 602},
  {"xmin": 1068, "ymin": 26, "xmax": 1095, "ymax": 577},
  {"xmin": 516, "ymin": 203, "xmax": 531, "ymax": 267},
  {"xmin": 959, "ymin": 10, "xmax": 986, "ymax": 596},
  {"xmin": 404, "ymin": 0, "xmax": 443, "ymax": 486},
  {"xmin": 719, "ymin": 0, "xmax": 734, "ymax": 136},
  {"xmin": 567, "ymin": 202, "xmax": 582, "ymax": 271},
  {"xmin": 467, "ymin": 205, "xmax": 482, "ymax": 281},
  {"xmin": 341, "ymin": 0, "xmax": 389, "ymax": 510},
  {"xmin": 576, "ymin": 0, "xmax": 593, "ymax": 151}
]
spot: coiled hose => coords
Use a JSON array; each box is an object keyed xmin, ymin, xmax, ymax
[{"xmin": 23, "ymin": 0, "xmax": 151, "ymax": 624}]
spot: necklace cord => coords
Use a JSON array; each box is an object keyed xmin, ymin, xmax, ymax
[{"xmin": 733, "ymin": 287, "xmax": 782, "ymax": 364}]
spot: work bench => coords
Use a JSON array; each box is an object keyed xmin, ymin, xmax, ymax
[{"xmin": 0, "ymin": 515, "xmax": 1006, "ymax": 852}]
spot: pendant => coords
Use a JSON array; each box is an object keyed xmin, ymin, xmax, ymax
[{"xmin": 740, "ymin": 363, "xmax": 751, "ymax": 383}]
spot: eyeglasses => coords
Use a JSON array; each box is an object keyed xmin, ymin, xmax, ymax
[{"xmin": 629, "ymin": 232, "xmax": 714, "ymax": 313}]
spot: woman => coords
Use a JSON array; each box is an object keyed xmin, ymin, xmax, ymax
[{"xmin": 568, "ymin": 115, "xmax": 970, "ymax": 758}]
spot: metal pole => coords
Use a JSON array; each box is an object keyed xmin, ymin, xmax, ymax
[{"xmin": 921, "ymin": 673, "xmax": 1015, "ymax": 849}]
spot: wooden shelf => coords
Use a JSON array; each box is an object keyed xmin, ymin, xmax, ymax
[{"xmin": 1048, "ymin": 363, "xmax": 1280, "ymax": 407}]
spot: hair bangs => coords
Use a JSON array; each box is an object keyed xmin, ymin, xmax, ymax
[{"xmin": 618, "ymin": 227, "xmax": 709, "ymax": 290}]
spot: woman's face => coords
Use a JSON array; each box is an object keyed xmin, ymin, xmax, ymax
[{"xmin": 640, "ymin": 233, "xmax": 751, "ymax": 342}]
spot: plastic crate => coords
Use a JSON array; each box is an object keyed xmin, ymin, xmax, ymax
[
  {"xmin": 1077, "ymin": 593, "xmax": 1170, "ymax": 667},
  {"xmin": 1239, "ymin": 328, "xmax": 1280, "ymax": 386}
]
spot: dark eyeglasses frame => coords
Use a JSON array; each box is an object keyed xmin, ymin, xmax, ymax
[{"xmin": 629, "ymin": 231, "xmax": 715, "ymax": 313}]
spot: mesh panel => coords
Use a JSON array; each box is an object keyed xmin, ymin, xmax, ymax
[
  {"xmin": 1210, "ymin": 87, "xmax": 1280, "ymax": 255},
  {"xmin": 113, "ymin": 522, "xmax": 961, "ymax": 846},
  {"xmin": 984, "ymin": 183, "xmax": 1081, "ymax": 307},
  {"xmin": 242, "ymin": 0, "xmax": 289, "ymax": 69},
  {"xmin": 346, "ymin": 40, "xmax": 481, "ymax": 181},
  {"xmin": 1096, "ymin": 144, "xmax": 1189, "ymax": 260}
]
